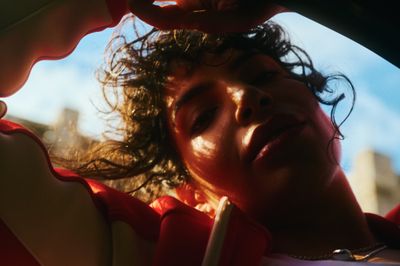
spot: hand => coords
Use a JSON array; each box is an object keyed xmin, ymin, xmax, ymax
[
  {"xmin": 128, "ymin": 0, "xmax": 286, "ymax": 33},
  {"xmin": 173, "ymin": 0, "xmax": 239, "ymax": 12}
]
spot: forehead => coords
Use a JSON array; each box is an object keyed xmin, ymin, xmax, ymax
[{"xmin": 164, "ymin": 50, "xmax": 282, "ymax": 104}]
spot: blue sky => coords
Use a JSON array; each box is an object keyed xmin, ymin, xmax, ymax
[{"xmin": 4, "ymin": 13, "xmax": 400, "ymax": 175}]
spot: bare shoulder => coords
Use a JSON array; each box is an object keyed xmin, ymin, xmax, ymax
[{"xmin": 0, "ymin": 131, "xmax": 111, "ymax": 265}]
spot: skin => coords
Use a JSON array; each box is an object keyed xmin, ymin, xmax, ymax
[
  {"xmin": 164, "ymin": 50, "xmax": 378, "ymax": 257},
  {"xmin": 128, "ymin": 0, "xmax": 400, "ymax": 260},
  {"xmin": 166, "ymin": 50, "xmax": 341, "ymax": 218},
  {"xmin": 128, "ymin": 0, "xmax": 285, "ymax": 33}
]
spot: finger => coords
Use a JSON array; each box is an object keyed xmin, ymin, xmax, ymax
[
  {"xmin": 130, "ymin": 0, "xmax": 284, "ymax": 32},
  {"xmin": 129, "ymin": 0, "xmax": 188, "ymax": 29},
  {"xmin": 0, "ymin": 100, "xmax": 7, "ymax": 119},
  {"xmin": 183, "ymin": 3, "xmax": 285, "ymax": 33}
]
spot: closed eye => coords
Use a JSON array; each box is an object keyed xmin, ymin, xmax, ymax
[
  {"xmin": 190, "ymin": 107, "xmax": 218, "ymax": 136},
  {"xmin": 249, "ymin": 71, "xmax": 277, "ymax": 86}
]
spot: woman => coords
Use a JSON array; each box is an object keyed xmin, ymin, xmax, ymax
[{"xmin": 1, "ymin": 0, "xmax": 399, "ymax": 265}]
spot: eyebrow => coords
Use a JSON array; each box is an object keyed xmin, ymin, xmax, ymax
[
  {"xmin": 172, "ymin": 52, "xmax": 261, "ymax": 118},
  {"xmin": 228, "ymin": 50, "xmax": 259, "ymax": 72},
  {"xmin": 173, "ymin": 81, "xmax": 215, "ymax": 117}
]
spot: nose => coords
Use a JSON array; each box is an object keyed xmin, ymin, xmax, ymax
[{"xmin": 229, "ymin": 86, "xmax": 273, "ymax": 125}]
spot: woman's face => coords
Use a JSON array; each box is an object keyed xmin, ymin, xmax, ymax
[{"xmin": 164, "ymin": 50, "xmax": 341, "ymax": 219}]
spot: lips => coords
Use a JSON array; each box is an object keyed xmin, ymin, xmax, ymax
[{"xmin": 243, "ymin": 113, "xmax": 306, "ymax": 163}]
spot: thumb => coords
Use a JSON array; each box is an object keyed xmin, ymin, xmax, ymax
[
  {"xmin": 184, "ymin": 2, "xmax": 285, "ymax": 33},
  {"xmin": 128, "ymin": 0, "xmax": 188, "ymax": 30},
  {"xmin": 0, "ymin": 100, "xmax": 7, "ymax": 119}
]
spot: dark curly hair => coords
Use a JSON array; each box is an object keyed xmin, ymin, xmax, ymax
[{"xmin": 65, "ymin": 18, "xmax": 355, "ymax": 202}]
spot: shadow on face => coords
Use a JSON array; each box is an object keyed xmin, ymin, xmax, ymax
[{"xmin": 163, "ymin": 50, "xmax": 341, "ymax": 219}]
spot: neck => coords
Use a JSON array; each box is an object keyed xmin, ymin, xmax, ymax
[{"xmin": 266, "ymin": 170, "xmax": 376, "ymax": 257}]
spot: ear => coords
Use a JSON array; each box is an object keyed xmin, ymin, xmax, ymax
[{"xmin": 176, "ymin": 181, "xmax": 215, "ymax": 217}]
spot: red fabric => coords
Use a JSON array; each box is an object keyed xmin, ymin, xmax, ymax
[
  {"xmin": 86, "ymin": 178, "xmax": 161, "ymax": 240},
  {"xmin": 218, "ymin": 206, "xmax": 271, "ymax": 266},
  {"xmin": 54, "ymin": 168, "xmax": 161, "ymax": 241},
  {"xmin": 0, "ymin": 119, "xmax": 23, "ymax": 132},
  {"xmin": 151, "ymin": 196, "xmax": 213, "ymax": 266},
  {"xmin": 366, "ymin": 211, "xmax": 400, "ymax": 249},
  {"xmin": 0, "ymin": 219, "xmax": 40, "ymax": 266},
  {"xmin": 105, "ymin": 0, "xmax": 129, "ymax": 25},
  {"xmin": 151, "ymin": 196, "xmax": 272, "ymax": 266},
  {"xmin": 385, "ymin": 204, "xmax": 400, "ymax": 225}
]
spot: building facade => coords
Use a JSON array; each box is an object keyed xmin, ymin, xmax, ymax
[
  {"xmin": 5, "ymin": 108, "xmax": 94, "ymax": 158},
  {"xmin": 347, "ymin": 150, "xmax": 400, "ymax": 215}
]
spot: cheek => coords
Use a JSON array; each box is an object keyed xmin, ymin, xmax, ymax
[
  {"xmin": 290, "ymin": 84, "xmax": 341, "ymax": 160},
  {"xmin": 178, "ymin": 127, "xmax": 251, "ymax": 201},
  {"xmin": 184, "ymin": 132, "xmax": 236, "ymax": 186},
  {"xmin": 314, "ymin": 107, "xmax": 341, "ymax": 161},
  {"xmin": 186, "ymin": 135, "xmax": 222, "ymax": 175}
]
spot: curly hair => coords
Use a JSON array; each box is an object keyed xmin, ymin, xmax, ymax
[{"xmin": 65, "ymin": 19, "xmax": 355, "ymax": 202}]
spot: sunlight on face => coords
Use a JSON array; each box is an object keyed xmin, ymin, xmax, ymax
[
  {"xmin": 165, "ymin": 50, "xmax": 341, "ymax": 218},
  {"xmin": 191, "ymin": 136, "xmax": 216, "ymax": 158},
  {"xmin": 226, "ymin": 86, "xmax": 244, "ymax": 106},
  {"xmin": 242, "ymin": 124, "xmax": 257, "ymax": 147}
]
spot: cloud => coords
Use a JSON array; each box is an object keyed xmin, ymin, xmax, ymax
[
  {"xmin": 2, "ymin": 28, "xmax": 119, "ymax": 139},
  {"xmin": 59, "ymin": 28, "xmax": 115, "ymax": 68},
  {"xmin": 271, "ymin": 13, "xmax": 391, "ymax": 76},
  {"xmin": 340, "ymin": 88, "xmax": 400, "ymax": 172},
  {"xmin": 5, "ymin": 59, "xmax": 107, "ymax": 138}
]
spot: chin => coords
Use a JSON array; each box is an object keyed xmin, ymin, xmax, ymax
[{"xmin": 251, "ymin": 152, "xmax": 337, "ymax": 214}]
